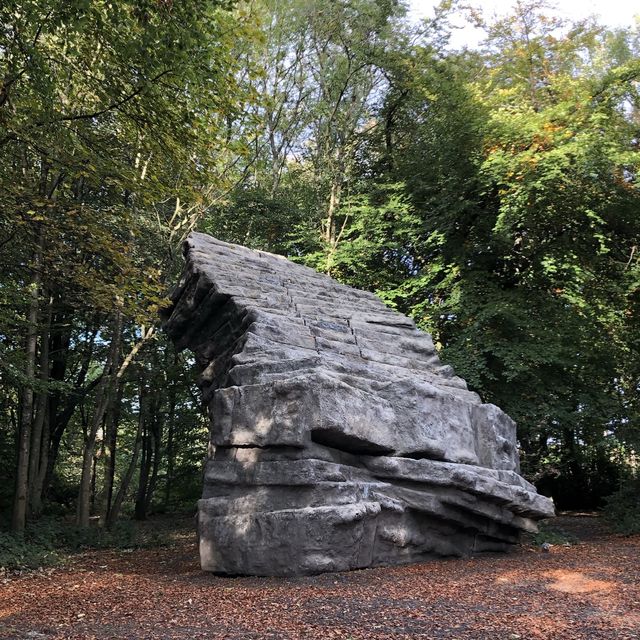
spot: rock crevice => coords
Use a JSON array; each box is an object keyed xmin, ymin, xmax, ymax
[{"xmin": 163, "ymin": 232, "xmax": 554, "ymax": 576}]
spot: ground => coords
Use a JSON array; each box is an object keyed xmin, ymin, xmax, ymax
[{"xmin": 0, "ymin": 514, "xmax": 638, "ymax": 640}]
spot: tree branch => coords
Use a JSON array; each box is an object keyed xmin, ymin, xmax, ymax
[{"xmin": 56, "ymin": 69, "xmax": 173, "ymax": 123}]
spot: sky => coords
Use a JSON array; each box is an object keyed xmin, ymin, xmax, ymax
[{"xmin": 408, "ymin": 0, "xmax": 640, "ymax": 48}]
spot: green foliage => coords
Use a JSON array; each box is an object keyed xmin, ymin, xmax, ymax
[
  {"xmin": 0, "ymin": 517, "xmax": 175, "ymax": 570},
  {"xmin": 529, "ymin": 522, "xmax": 577, "ymax": 547},
  {"xmin": 201, "ymin": 1, "xmax": 639, "ymax": 510},
  {"xmin": 341, "ymin": 6, "xmax": 640, "ymax": 507},
  {"xmin": 0, "ymin": 0, "xmax": 247, "ymax": 321},
  {"xmin": 0, "ymin": 0, "xmax": 245, "ymax": 530},
  {"xmin": 603, "ymin": 475, "xmax": 640, "ymax": 535},
  {"xmin": 0, "ymin": 535, "xmax": 59, "ymax": 571},
  {"xmin": 1, "ymin": 0, "xmax": 639, "ymax": 534},
  {"xmin": 314, "ymin": 183, "xmax": 420, "ymax": 290},
  {"xmin": 204, "ymin": 183, "xmax": 322, "ymax": 255}
]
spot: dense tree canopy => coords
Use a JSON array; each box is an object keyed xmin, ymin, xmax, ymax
[{"xmin": 1, "ymin": 0, "xmax": 638, "ymax": 543}]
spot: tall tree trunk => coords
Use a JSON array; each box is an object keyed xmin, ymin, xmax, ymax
[
  {"xmin": 90, "ymin": 447, "xmax": 99, "ymax": 514},
  {"xmin": 324, "ymin": 175, "xmax": 343, "ymax": 274},
  {"xmin": 31, "ymin": 408, "xmax": 50, "ymax": 517},
  {"xmin": 144, "ymin": 395, "xmax": 163, "ymax": 516},
  {"xmin": 12, "ymin": 226, "xmax": 44, "ymax": 532},
  {"xmin": 103, "ymin": 383, "xmax": 123, "ymax": 524},
  {"xmin": 76, "ymin": 312, "xmax": 123, "ymax": 527},
  {"xmin": 134, "ymin": 348, "xmax": 163, "ymax": 521},
  {"xmin": 324, "ymin": 178, "xmax": 341, "ymax": 246},
  {"xmin": 134, "ymin": 416, "xmax": 151, "ymax": 521},
  {"xmin": 42, "ymin": 313, "xmax": 95, "ymax": 500},
  {"xmin": 28, "ymin": 295, "xmax": 52, "ymax": 517},
  {"xmin": 92, "ymin": 324, "xmax": 154, "ymax": 526},
  {"xmin": 107, "ymin": 376, "xmax": 146, "ymax": 529},
  {"xmin": 164, "ymin": 355, "xmax": 178, "ymax": 506}
]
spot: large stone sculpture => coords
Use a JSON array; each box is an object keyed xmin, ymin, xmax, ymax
[{"xmin": 163, "ymin": 232, "xmax": 554, "ymax": 576}]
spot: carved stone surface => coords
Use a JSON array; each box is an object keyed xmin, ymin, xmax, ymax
[{"xmin": 163, "ymin": 232, "xmax": 554, "ymax": 576}]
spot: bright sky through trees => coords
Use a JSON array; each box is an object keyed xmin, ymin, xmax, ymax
[{"xmin": 409, "ymin": 0, "xmax": 640, "ymax": 47}]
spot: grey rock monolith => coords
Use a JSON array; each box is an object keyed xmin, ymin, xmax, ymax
[{"xmin": 163, "ymin": 232, "xmax": 554, "ymax": 576}]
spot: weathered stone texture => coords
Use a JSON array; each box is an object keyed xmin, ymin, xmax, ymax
[{"xmin": 163, "ymin": 232, "xmax": 554, "ymax": 576}]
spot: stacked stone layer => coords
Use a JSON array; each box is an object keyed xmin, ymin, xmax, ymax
[{"xmin": 163, "ymin": 232, "xmax": 554, "ymax": 576}]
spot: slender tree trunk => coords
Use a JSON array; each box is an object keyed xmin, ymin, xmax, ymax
[
  {"xmin": 144, "ymin": 400, "xmax": 163, "ymax": 515},
  {"xmin": 42, "ymin": 313, "xmax": 93, "ymax": 500},
  {"xmin": 76, "ymin": 312, "xmax": 123, "ymax": 527},
  {"xmin": 90, "ymin": 448, "xmax": 99, "ymax": 514},
  {"xmin": 12, "ymin": 226, "xmax": 44, "ymax": 532},
  {"xmin": 134, "ymin": 417, "xmax": 151, "ymax": 521},
  {"xmin": 324, "ymin": 178, "xmax": 341, "ymax": 246},
  {"xmin": 324, "ymin": 175, "xmax": 343, "ymax": 274},
  {"xmin": 77, "ymin": 387, "xmax": 108, "ymax": 527},
  {"xmin": 103, "ymin": 383, "xmax": 123, "ymax": 524},
  {"xmin": 31, "ymin": 408, "xmax": 49, "ymax": 517},
  {"xmin": 28, "ymin": 295, "xmax": 52, "ymax": 517},
  {"xmin": 79, "ymin": 323, "xmax": 153, "ymax": 527},
  {"xmin": 165, "ymin": 417, "xmax": 175, "ymax": 506},
  {"xmin": 164, "ymin": 356, "xmax": 178, "ymax": 506},
  {"xmin": 135, "ymin": 348, "xmax": 164, "ymax": 521},
  {"xmin": 107, "ymin": 377, "xmax": 146, "ymax": 529}
]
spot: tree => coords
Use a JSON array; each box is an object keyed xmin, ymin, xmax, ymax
[
  {"xmin": 342, "ymin": 2, "xmax": 640, "ymax": 507},
  {"xmin": 207, "ymin": 0, "xmax": 409, "ymax": 268},
  {"xmin": 0, "ymin": 0, "xmax": 246, "ymax": 530}
]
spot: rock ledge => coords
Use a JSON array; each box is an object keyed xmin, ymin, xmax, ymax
[{"xmin": 163, "ymin": 232, "xmax": 554, "ymax": 576}]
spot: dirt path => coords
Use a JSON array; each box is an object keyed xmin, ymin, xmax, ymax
[{"xmin": 0, "ymin": 515, "xmax": 638, "ymax": 640}]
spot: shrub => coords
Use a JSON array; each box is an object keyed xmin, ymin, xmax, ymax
[
  {"xmin": 529, "ymin": 521, "xmax": 577, "ymax": 546},
  {"xmin": 603, "ymin": 475, "xmax": 640, "ymax": 535},
  {"xmin": 0, "ymin": 530, "xmax": 59, "ymax": 570},
  {"xmin": 0, "ymin": 518, "xmax": 166, "ymax": 571}
]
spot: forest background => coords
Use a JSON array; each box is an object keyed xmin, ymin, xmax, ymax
[{"xmin": 1, "ymin": 0, "xmax": 638, "ymax": 561}]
